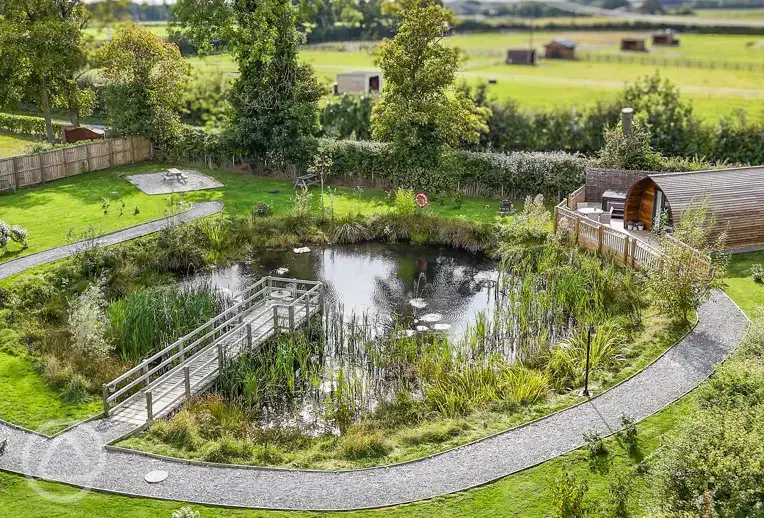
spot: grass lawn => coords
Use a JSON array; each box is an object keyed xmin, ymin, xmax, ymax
[
  {"xmin": 0, "ymin": 163, "xmax": 502, "ymax": 264},
  {"xmin": 725, "ymin": 251, "xmax": 764, "ymax": 317},
  {"xmin": 0, "ymin": 391, "xmax": 693, "ymax": 517},
  {"xmin": 0, "ymin": 132, "xmax": 40, "ymax": 158},
  {"xmin": 0, "ymin": 350, "xmax": 101, "ymax": 433}
]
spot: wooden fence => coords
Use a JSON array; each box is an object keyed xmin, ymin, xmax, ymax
[
  {"xmin": 0, "ymin": 136, "xmax": 152, "ymax": 193},
  {"xmin": 579, "ymin": 52, "xmax": 764, "ymax": 72}
]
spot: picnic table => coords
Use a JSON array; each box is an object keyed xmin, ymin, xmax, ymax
[
  {"xmin": 293, "ymin": 173, "xmax": 318, "ymax": 190},
  {"xmin": 163, "ymin": 168, "xmax": 188, "ymax": 184}
]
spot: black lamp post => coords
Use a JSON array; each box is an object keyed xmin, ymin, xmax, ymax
[{"xmin": 579, "ymin": 323, "xmax": 595, "ymax": 398}]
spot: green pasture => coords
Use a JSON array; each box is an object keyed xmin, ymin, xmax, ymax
[
  {"xmin": 693, "ymin": 8, "xmax": 764, "ymax": 20},
  {"xmin": 187, "ymin": 31, "xmax": 764, "ymax": 120}
]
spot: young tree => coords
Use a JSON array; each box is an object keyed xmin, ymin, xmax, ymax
[
  {"xmin": 97, "ymin": 24, "xmax": 190, "ymax": 145},
  {"xmin": 170, "ymin": 0, "xmax": 323, "ymax": 168},
  {"xmin": 371, "ymin": 0, "xmax": 489, "ymax": 163},
  {"xmin": 647, "ymin": 197, "xmax": 727, "ymax": 323},
  {"xmin": 0, "ymin": 0, "xmax": 89, "ymax": 143},
  {"xmin": 596, "ymin": 119, "xmax": 662, "ymax": 171}
]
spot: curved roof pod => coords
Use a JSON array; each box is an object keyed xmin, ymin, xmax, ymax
[{"xmin": 623, "ymin": 166, "xmax": 764, "ymax": 250}]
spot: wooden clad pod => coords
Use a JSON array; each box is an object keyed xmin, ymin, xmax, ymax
[{"xmin": 624, "ymin": 166, "xmax": 764, "ymax": 250}]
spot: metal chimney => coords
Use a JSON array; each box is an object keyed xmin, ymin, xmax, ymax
[{"xmin": 621, "ymin": 107, "xmax": 634, "ymax": 136}]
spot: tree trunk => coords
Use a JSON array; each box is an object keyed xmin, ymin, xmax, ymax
[{"xmin": 39, "ymin": 82, "xmax": 55, "ymax": 144}]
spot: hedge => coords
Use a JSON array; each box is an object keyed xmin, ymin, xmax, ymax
[{"xmin": 0, "ymin": 113, "xmax": 64, "ymax": 138}]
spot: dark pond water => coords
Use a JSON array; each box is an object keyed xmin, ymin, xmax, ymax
[{"xmin": 189, "ymin": 244, "xmax": 498, "ymax": 338}]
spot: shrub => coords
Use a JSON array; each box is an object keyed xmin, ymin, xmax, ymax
[
  {"xmin": 582, "ymin": 429, "xmax": 607, "ymax": 457},
  {"xmin": 550, "ymin": 470, "xmax": 590, "ymax": 518},
  {"xmin": 9, "ymin": 226, "xmax": 28, "ymax": 248},
  {"xmin": 751, "ymin": 264, "xmax": 764, "ymax": 284},
  {"xmin": 499, "ymin": 365, "xmax": 549, "ymax": 407},
  {"xmin": 603, "ymin": 468, "xmax": 633, "ymax": 518},
  {"xmin": 171, "ymin": 507, "xmax": 200, "ymax": 518},
  {"xmin": 62, "ymin": 374, "xmax": 91, "ymax": 404},
  {"xmin": 597, "ymin": 119, "xmax": 662, "ymax": 171},
  {"xmin": 0, "ymin": 113, "xmax": 64, "ymax": 137},
  {"xmin": 0, "ymin": 221, "xmax": 9, "ymax": 250},
  {"xmin": 619, "ymin": 413, "xmax": 638, "ymax": 450},
  {"xmin": 393, "ymin": 188, "xmax": 416, "ymax": 217},
  {"xmin": 68, "ymin": 283, "xmax": 112, "ymax": 358},
  {"xmin": 252, "ymin": 201, "xmax": 273, "ymax": 218}
]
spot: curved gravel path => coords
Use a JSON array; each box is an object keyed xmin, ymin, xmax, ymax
[
  {"xmin": 0, "ymin": 290, "xmax": 747, "ymax": 511},
  {"xmin": 0, "ymin": 201, "xmax": 223, "ymax": 282}
]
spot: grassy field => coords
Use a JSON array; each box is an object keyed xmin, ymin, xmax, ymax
[
  {"xmin": 724, "ymin": 251, "xmax": 764, "ymax": 317},
  {"xmin": 693, "ymin": 8, "xmax": 764, "ymax": 20},
  {"xmin": 0, "ymin": 389, "xmax": 693, "ymax": 517},
  {"xmin": 0, "ymin": 132, "xmax": 40, "ymax": 158},
  {"xmin": 0, "ymin": 163, "xmax": 502, "ymax": 264},
  {"xmin": 189, "ymin": 31, "xmax": 764, "ymax": 120}
]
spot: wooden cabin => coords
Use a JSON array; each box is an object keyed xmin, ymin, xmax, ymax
[
  {"xmin": 506, "ymin": 49, "xmax": 536, "ymax": 65},
  {"xmin": 544, "ymin": 38, "xmax": 577, "ymax": 59},
  {"xmin": 335, "ymin": 71, "xmax": 382, "ymax": 95},
  {"xmin": 652, "ymin": 29, "xmax": 680, "ymax": 46},
  {"xmin": 621, "ymin": 38, "xmax": 647, "ymax": 52},
  {"xmin": 624, "ymin": 167, "xmax": 764, "ymax": 250}
]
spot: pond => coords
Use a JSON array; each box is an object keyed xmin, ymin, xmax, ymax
[{"xmin": 189, "ymin": 243, "xmax": 498, "ymax": 338}]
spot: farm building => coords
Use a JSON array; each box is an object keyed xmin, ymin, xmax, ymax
[
  {"xmin": 335, "ymin": 71, "xmax": 382, "ymax": 95},
  {"xmin": 652, "ymin": 29, "xmax": 680, "ymax": 46},
  {"xmin": 506, "ymin": 49, "xmax": 536, "ymax": 65},
  {"xmin": 623, "ymin": 166, "xmax": 764, "ymax": 250},
  {"xmin": 544, "ymin": 38, "xmax": 577, "ymax": 59},
  {"xmin": 621, "ymin": 38, "xmax": 647, "ymax": 52}
]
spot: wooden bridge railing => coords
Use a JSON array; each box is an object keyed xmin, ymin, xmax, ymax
[{"xmin": 102, "ymin": 276, "xmax": 323, "ymax": 417}]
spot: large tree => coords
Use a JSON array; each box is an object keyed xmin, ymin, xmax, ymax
[
  {"xmin": 170, "ymin": 0, "xmax": 323, "ymax": 168},
  {"xmin": 97, "ymin": 24, "xmax": 190, "ymax": 145},
  {"xmin": 0, "ymin": 0, "xmax": 89, "ymax": 143},
  {"xmin": 371, "ymin": 0, "xmax": 489, "ymax": 164}
]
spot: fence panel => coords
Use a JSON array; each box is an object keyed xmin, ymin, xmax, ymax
[{"xmin": 0, "ymin": 137, "xmax": 151, "ymax": 193}]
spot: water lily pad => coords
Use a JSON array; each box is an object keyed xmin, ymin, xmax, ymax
[
  {"xmin": 420, "ymin": 313, "xmax": 443, "ymax": 323},
  {"xmin": 410, "ymin": 298, "xmax": 427, "ymax": 309}
]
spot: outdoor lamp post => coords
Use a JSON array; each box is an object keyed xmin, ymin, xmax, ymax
[{"xmin": 579, "ymin": 324, "xmax": 595, "ymax": 398}]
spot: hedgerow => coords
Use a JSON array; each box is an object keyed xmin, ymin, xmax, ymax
[{"xmin": 0, "ymin": 113, "xmax": 64, "ymax": 138}]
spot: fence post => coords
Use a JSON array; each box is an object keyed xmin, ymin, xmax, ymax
[
  {"xmin": 108, "ymin": 139, "xmax": 114, "ymax": 167},
  {"xmin": 597, "ymin": 225, "xmax": 604, "ymax": 253},
  {"xmin": 573, "ymin": 217, "xmax": 580, "ymax": 244},
  {"xmin": 11, "ymin": 156, "xmax": 19, "ymax": 191},
  {"xmin": 273, "ymin": 306, "xmax": 279, "ymax": 331},
  {"xmin": 553, "ymin": 205, "xmax": 559, "ymax": 233},
  {"xmin": 85, "ymin": 142, "xmax": 93, "ymax": 172},
  {"xmin": 305, "ymin": 293, "xmax": 311, "ymax": 325},
  {"xmin": 184, "ymin": 366, "xmax": 191, "ymax": 397},
  {"xmin": 217, "ymin": 343, "xmax": 224, "ymax": 370},
  {"xmin": 246, "ymin": 323, "xmax": 253, "ymax": 350},
  {"xmin": 289, "ymin": 305, "xmax": 295, "ymax": 331},
  {"xmin": 130, "ymin": 137, "xmax": 137, "ymax": 163},
  {"xmin": 630, "ymin": 239, "xmax": 637, "ymax": 268},
  {"xmin": 623, "ymin": 237, "xmax": 630, "ymax": 265},
  {"xmin": 102, "ymin": 385, "xmax": 110, "ymax": 417},
  {"xmin": 145, "ymin": 391, "xmax": 153, "ymax": 422}
]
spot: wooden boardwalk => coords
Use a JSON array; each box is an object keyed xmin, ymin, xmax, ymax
[{"xmin": 104, "ymin": 277, "xmax": 323, "ymax": 427}]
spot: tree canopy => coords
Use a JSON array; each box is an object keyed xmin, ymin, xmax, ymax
[
  {"xmin": 0, "ymin": 0, "xmax": 89, "ymax": 142},
  {"xmin": 371, "ymin": 0, "xmax": 489, "ymax": 163},
  {"xmin": 97, "ymin": 23, "xmax": 190, "ymax": 145}
]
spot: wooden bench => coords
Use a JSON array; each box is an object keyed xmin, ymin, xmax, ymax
[
  {"xmin": 293, "ymin": 173, "xmax": 318, "ymax": 190},
  {"xmin": 163, "ymin": 168, "xmax": 189, "ymax": 184}
]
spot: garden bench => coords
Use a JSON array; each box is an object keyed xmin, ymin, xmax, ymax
[
  {"xmin": 293, "ymin": 173, "xmax": 318, "ymax": 190},
  {"xmin": 163, "ymin": 168, "xmax": 188, "ymax": 184},
  {"xmin": 498, "ymin": 200, "xmax": 516, "ymax": 217}
]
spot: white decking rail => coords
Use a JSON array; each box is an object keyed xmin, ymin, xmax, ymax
[
  {"xmin": 103, "ymin": 276, "xmax": 324, "ymax": 425},
  {"xmin": 554, "ymin": 193, "xmax": 708, "ymax": 270}
]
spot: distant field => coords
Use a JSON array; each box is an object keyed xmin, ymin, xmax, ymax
[
  {"xmin": 693, "ymin": 8, "xmax": 764, "ymax": 21},
  {"xmin": 188, "ymin": 31, "xmax": 764, "ymax": 120},
  {"xmin": 0, "ymin": 132, "xmax": 38, "ymax": 158},
  {"xmin": 84, "ymin": 21, "xmax": 168, "ymax": 41}
]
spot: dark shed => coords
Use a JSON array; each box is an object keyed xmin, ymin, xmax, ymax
[
  {"xmin": 621, "ymin": 38, "xmax": 647, "ymax": 52},
  {"xmin": 506, "ymin": 49, "xmax": 536, "ymax": 65},
  {"xmin": 624, "ymin": 166, "xmax": 764, "ymax": 249},
  {"xmin": 544, "ymin": 38, "xmax": 577, "ymax": 59}
]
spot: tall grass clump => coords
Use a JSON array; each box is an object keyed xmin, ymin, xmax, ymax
[{"xmin": 108, "ymin": 283, "xmax": 223, "ymax": 362}]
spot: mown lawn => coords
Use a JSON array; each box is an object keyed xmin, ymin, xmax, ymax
[
  {"xmin": 0, "ymin": 394, "xmax": 693, "ymax": 517},
  {"xmin": 724, "ymin": 251, "xmax": 764, "ymax": 317},
  {"xmin": 0, "ymin": 163, "xmax": 503, "ymax": 264},
  {"xmin": 0, "ymin": 132, "xmax": 39, "ymax": 158}
]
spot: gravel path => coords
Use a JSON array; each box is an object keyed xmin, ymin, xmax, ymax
[
  {"xmin": 0, "ymin": 290, "xmax": 747, "ymax": 511},
  {"xmin": 0, "ymin": 202, "xmax": 223, "ymax": 281}
]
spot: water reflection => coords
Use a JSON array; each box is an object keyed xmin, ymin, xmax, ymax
[{"xmin": 188, "ymin": 244, "xmax": 498, "ymax": 337}]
